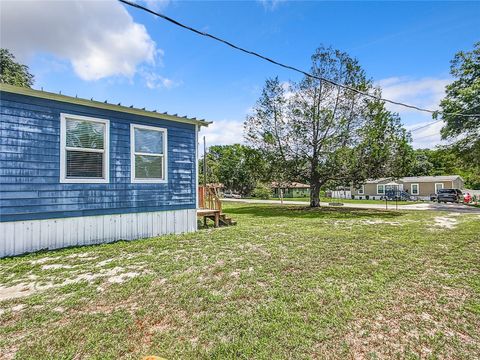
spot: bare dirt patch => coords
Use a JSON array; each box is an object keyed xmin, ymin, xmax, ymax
[
  {"xmin": 41, "ymin": 264, "xmax": 76, "ymax": 270},
  {"xmin": 332, "ymin": 219, "xmax": 410, "ymax": 227},
  {"xmin": 0, "ymin": 266, "xmax": 147, "ymax": 302},
  {"xmin": 29, "ymin": 256, "xmax": 62, "ymax": 265},
  {"xmin": 432, "ymin": 213, "xmax": 461, "ymax": 229}
]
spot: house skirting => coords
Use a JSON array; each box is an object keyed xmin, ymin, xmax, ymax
[{"xmin": 0, "ymin": 209, "xmax": 197, "ymax": 258}]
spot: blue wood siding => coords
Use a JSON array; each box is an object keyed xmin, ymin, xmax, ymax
[{"xmin": 0, "ymin": 91, "xmax": 197, "ymax": 221}]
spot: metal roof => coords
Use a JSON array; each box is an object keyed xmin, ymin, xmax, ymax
[
  {"xmin": 0, "ymin": 83, "xmax": 211, "ymax": 127},
  {"xmin": 365, "ymin": 175, "xmax": 463, "ymax": 184},
  {"xmin": 271, "ymin": 181, "xmax": 310, "ymax": 188},
  {"xmin": 399, "ymin": 175, "xmax": 463, "ymax": 182}
]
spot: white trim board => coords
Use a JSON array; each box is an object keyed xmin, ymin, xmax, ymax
[
  {"xmin": 60, "ymin": 113, "xmax": 110, "ymax": 184},
  {"xmin": 130, "ymin": 123, "xmax": 168, "ymax": 184},
  {"xmin": 0, "ymin": 209, "xmax": 197, "ymax": 258},
  {"xmin": 377, "ymin": 184, "xmax": 385, "ymax": 195},
  {"xmin": 411, "ymin": 183, "xmax": 420, "ymax": 195}
]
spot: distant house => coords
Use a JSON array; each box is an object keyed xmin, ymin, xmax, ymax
[
  {"xmin": 351, "ymin": 176, "xmax": 464, "ymax": 201},
  {"xmin": 0, "ymin": 84, "xmax": 210, "ymax": 257},
  {"xmin": 271, "ymin": 182, "xmax": 310, "ymax": 198}
]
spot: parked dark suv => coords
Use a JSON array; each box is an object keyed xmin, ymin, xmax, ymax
[{"xmin": 436, "ymin": 188, "xmax": 464, "ymax": 203}]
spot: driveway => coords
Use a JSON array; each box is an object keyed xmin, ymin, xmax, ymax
[{"xmin": 222, "ymin": 198, "xmax": 480, "ymax": 213}]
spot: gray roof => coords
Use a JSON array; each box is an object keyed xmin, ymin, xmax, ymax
[
  {"xmin": 365, "ymin": 175, "xmax": 463, "ymax": 184},
  {"xmin": 400, "ymin": 176, "xmax": 462, "ymax": 182}
]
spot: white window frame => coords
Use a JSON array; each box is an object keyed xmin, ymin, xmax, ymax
[
  {"xmin": 411, "ymin": 183, "xmax": 419, "ymax": 195},
  {"xmin": 130, "ymin": 124, "xmax": 168, "ymax": 183},
  {"xmin": 357, "ymin": 185, "xmax": 364, "ymax": 195},
  {"xmin": 60, "ymin": 113, "xmax": 110, "ymax": 184},
  {"xmin": 377, "ymin": 184, "xmax": 385, "ymax": 195},
  {"xmin": 435, "ymin": 183, "xmax": 444, "ymax": 194}
]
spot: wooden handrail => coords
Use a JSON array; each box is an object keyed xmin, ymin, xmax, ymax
[{"xmin": 198, "ymin": 186, "xmax": 222, "ymax": 212}]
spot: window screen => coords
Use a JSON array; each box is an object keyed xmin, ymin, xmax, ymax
[
  {"xmin": 411, "ymin": 184, "xmax": 419, "ymax": 195},
  {"xmin": 132, "ymin": 125, "xmax": 166, "ymax": 181},
  {"xmin": 62, "ymin": 116, "xmax": 108, "ymax": 181}
]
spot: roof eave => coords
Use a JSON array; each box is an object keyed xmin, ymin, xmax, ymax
[{"xmin": 0, "ymin": 83, "xmax": 211, "ymax": 127}]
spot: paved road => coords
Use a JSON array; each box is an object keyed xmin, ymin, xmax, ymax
[{"xmin": 222, "ymin": 198, "xmax": 480, "ymax": 213}]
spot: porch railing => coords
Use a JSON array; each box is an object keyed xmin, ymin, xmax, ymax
[{"xmin": 198, "ymin": 186, "xmax": 222, "ymax": 212}]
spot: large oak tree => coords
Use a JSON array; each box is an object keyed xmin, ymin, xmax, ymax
[{"xmin": 245, "ymin": 46, "xmax": 412, "ymax": 207}]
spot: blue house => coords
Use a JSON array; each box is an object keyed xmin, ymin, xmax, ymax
[{"xmin": 0, "ymin": 84, "xmax": 210, "ymax": 257}]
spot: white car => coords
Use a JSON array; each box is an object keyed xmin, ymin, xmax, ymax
[{"xmin": 223, "ymin": 191, "xmax": 241, "ymax": 199}]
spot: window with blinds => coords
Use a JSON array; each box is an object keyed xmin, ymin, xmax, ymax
[
  {"xmin": 131, "ymin": 124, "xmax": 167, "ymax": 183},
  {"xmin": 60, "ymin": 114, "xmax": 109, "ymax": 183}
]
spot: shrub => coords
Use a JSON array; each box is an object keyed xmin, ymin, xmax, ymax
[{"xmin": 252, "ymin": 183, "xmax": 271, "ymax": 199}]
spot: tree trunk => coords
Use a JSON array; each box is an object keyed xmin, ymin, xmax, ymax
[
  {"xmin": 310, "ymin": 182, "xmax": 321, "ymax": 207},
  {"xmin": 310, "ymin": 172, "xmax": 321, "ymax": 207}
]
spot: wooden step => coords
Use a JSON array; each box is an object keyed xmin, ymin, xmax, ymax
[
  {"xmin": 219, "ymin": 214, "xmax": 234, "ymax": 226},
  {"xmin": 198, "ymin": 209, "xmax": 236, "ymax": 227}
]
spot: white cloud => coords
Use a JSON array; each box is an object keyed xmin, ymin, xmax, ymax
[
  {"xmin": 140, "ymin": 68, "xmax": 180, "ymax": 89},
  {"xmin": 138, "ymin": 0, "xmax": 171, "ymax": 11},
  {"xmin": 376, "ymin": 76, "xmax": 452, "ymax": 149},
  {"xmin": 258, "ymin": 0, "xmax": 286, "ymax": 11},
  {"xmin": 377, "ymin": 76, "xmax": 450, "ymax": 114},
  {"xmin": 405, "ymin": 120, "xmax": 448, "ymax": 149},
  {"xmin": 200, "ymin": 119, "xmax": 245, "ymax": 153},
  {"xmin": 1, "ymin": 0, "xmax": 158, "ymax": 81}
]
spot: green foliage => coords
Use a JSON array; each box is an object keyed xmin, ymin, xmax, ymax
[
  {"xmin": 409, "ymin": 150, "xmax": 434, "ymax": 176},
  {"xmin": 438, "ymin": 42, "xmax": 480, "ymax": 167},
  {"xmin": 199, "ymin": 144, "xmax": 269, "ymax": 195},
  {"xmin": 251, "ymin": 183, "xmax": 271, "ymax": 199},
  {"xmin": 0, "ymin": 48, "xmax": 34, "ymax": 87}
]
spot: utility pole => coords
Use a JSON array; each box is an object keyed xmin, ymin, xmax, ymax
[{"xmin": 203, "ymin": 136, "xmax": 207, "ymax": 187}]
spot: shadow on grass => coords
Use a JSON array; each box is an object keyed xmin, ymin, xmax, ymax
[{"xmin": 224, "ymin": 204, "xmax": 405, "ymax": 220}]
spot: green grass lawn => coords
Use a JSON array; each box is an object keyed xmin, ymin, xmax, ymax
[
  {"xmin": 268, "ymin": 196, "xmax": 420, "ymax": 205},
  {"xmin": 1, "ymin": 204, "xmax": 479, "ymax": 359}
]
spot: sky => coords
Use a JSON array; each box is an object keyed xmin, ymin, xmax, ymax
[{"xmin": 1, "ymin": 0, "xmax": 479, "ymax": 149}]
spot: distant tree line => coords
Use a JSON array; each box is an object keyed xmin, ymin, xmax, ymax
[{"xmin": 200, "ymin": 144, "xmax": 480, "ymax": 196}]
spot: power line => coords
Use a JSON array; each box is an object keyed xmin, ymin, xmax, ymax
[
  {"xmin": 412, "ymin": 133, "xmax": 443, "ymax": 141},
  {"xmin": 119, "ymin": 0, "xmax": 479, "ymax": 119},
  {"xmin": 409, "ymin": 119, "xmax": 443, "ymax": 133}
]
